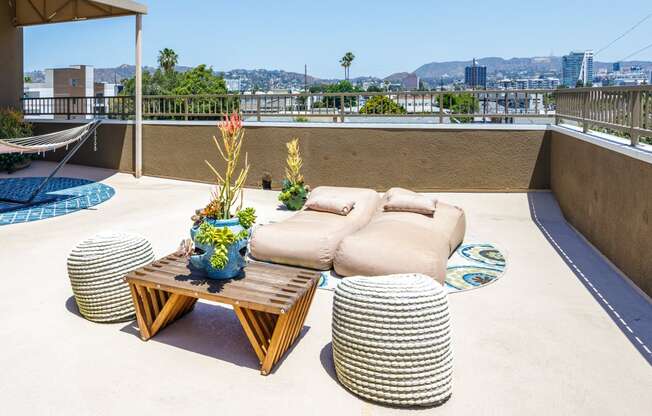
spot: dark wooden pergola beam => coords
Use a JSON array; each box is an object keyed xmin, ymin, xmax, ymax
[
  {"xmin": 26, "ymin": 0, "xmax": 47, "ymax": 23},
  {"xmin": 46, "ymin": 0, "xmax": 74, "ymax": 21}
]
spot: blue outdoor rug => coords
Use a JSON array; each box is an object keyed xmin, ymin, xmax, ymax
[
  {"xmin": 317, "ymin": 243, "xmax": 507, "ymax": 293},
  {"xmin": 0, "ymin": 177, "xmax": 115, "ymax": 226}
]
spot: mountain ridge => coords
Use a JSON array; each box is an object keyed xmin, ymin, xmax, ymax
[{"xmin": 24, "ymin": 56, "xmax": 652, "ymax": 86}]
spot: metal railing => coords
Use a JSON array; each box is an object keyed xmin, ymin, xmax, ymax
[
  {"xmin": 22, "ymin": 90, "xmax": 555, "ymax": 123},
  {"xmin": 22, "ymin": 95, "xmax": 133, "ymax": 119},
  {"xmin": 555, "ymin": 85, "xmax": 652, "ymax": 146}
]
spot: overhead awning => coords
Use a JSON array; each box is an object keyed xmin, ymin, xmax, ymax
[{"xmin": 11, "ymin": 0, "xmax": 147, "ymax": 27}]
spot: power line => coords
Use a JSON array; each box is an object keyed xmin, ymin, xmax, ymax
[
  {"xmin": 595, "ymin": 12, "xmax": 652, "ymax": 56},
  {"xmin": 619, "ymin": 42, "xmax": 652, "ymax": 62}
]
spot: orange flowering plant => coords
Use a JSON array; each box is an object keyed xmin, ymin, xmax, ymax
[{"xmin": 204, "ymin": 112, "xmax": 250, "ymax": 220}]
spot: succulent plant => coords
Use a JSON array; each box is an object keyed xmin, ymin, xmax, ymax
[
  {"xmin": 278, "ymin": 138, "xmax": 309, "ymax": 210},
  {"xmin": 237, "ymin": 207, "xmax": 257, "ymax": 229}
]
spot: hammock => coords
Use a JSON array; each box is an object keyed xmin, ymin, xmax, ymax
[
  {"xmin": 0, "ymin": 120, "xmax": 100, "ymax": 154},
  {"xmin": 0, "ymin": 120, "xmax": 102, "ymax": 208}
]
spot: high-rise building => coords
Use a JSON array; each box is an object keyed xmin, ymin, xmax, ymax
[
  {"xmin": 562, "ymin": 50, "xmax": 593, "ymax": 87},
  {"xmin": 612, "ymin": 62, "xmax": 621, "ymax": 72},
  {"xmin": 464, "ymin": 58, "xmax": 487, "ymax": 89}
]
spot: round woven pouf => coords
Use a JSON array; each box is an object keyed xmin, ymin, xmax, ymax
[
  {"xmin": 67, "ymin": 232, "xmax": 155, "ymax": 323},
  {"xmin": 332, "ymin": 274, "xmax": 453, "ymax": 407}
]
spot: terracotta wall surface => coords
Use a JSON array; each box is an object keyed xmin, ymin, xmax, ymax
[
  {"xmin": 142, "ymin": 124, "xmax": 550, "ymax": 191},
  {"xmin": 0, "ymin": 3, "xmax": 22, "ymax": 109},
  {"xmin": 550, "ymin": 130, "xmax": 652, "ymax": 297},
  {"xmin": 36, "ymin": 122, "xmax": 134, "ymax": 172},
  {"xmin": 34, "ymin": 122, "xmax": 550, "ymax": 191}
]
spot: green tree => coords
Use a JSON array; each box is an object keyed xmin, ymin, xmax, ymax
[
  {"xmin": 119, "ymin": 64, "xmax": 229, "ymax": 120},
  {"xmin": 366, "ymin": 85, "xmax": 383, "ymax": 92},
  {"xmin": 438, "ymin": 93, "xmax": 478, "ymax": 123},
  {"xmin": 324, "ymin": 80, "xmax": 361, "ymax": 108},
  {"xmin": 172, "ymin": 64, "xmax": 226, "ymax": 95},
  {"xmin": 120, "ymin": 68, "xmax": 181, "ymax": 96},
  {"xmin": 359, "ymin": 95, "xmax": 406, "ymax": 115},
  {"xmin": 158, "ymin": 48, "xmax": 179, "ymax": 73}
]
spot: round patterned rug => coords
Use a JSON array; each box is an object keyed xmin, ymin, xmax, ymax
[
  {"xmin": 316, "ymin": 242, "xmax": 507, "ymax": 293},
  {"xmin": 0, "ymin": 177, "xmax": 115, "ymax": 226},
  {"xmin": 445, "ymin": 243, "xmax": 507, "ymax": 292}
]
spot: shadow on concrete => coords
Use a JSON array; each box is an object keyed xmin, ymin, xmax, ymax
[
  {"xmin": 65, "ymin": 295, "xmax": 84, "ymax": 319},
  {"xmin": 528, "ymin": 192, "xmax": 652, "ymax": 365},
  {"xmin": 120, "ymin": 301, "xmax": 309, "ymax": 373}
]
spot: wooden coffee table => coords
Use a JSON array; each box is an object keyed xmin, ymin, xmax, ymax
[{"xmin": 124, "ymin": 253, "xmax": 320, "ymax": 375}]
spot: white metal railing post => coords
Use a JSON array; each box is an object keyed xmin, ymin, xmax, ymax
[
  {"xmin": 630, "ymin": 90, "xmax": 641, "ymax": 146},
  {"xmin": 582, "ymin": 90, "xmax": 589, "ymax": 133},
  {"xmin": 134, "ymin": 13, "xmax": 143, "ymax": 178},
  {"xmin": 438, "ymin": 92, "xmax": 444, "ymax": 123}
]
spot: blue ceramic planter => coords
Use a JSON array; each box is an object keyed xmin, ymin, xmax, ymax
[{"xmin": 190, "ymin": 217, "xmax": 249, "ymax": 280}]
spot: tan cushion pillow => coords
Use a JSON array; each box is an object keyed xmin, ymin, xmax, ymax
[
  {"xmin": 383, "ymin": 193, "xmax": 437, "ymax": 215},
  {"xmin": 305, "ymin": 195, "xmax": 356, "ymax": 216}
]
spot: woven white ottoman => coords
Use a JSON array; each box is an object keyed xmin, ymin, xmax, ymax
[
  {"xmin": 332, "ymin": 274, "xmax": 452, "ymax": 407},
  {"xmin": 67, "ymin": 232, "xmax": 155, "ymax": 323}
]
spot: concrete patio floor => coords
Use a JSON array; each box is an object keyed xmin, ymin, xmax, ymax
[{"xmin": 0, "ymin": 162, "xmax": 650, "ymax": 415}]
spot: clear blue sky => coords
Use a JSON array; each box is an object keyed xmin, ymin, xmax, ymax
[{"xmin": 23, "ymin": 0, "xmax": 652, "ymax": 78}]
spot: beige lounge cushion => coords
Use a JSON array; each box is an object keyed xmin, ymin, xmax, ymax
[
  {"xmin": 334, "ymin": 188, "xmax": 466, "ymax": 283},
  {"xmin": 305, "ymin": 195, "xmax": 355, "ymax": 216},
  {"xmin": 383, "ymin": 193, "xmax": 436, "ymax": 215},
  {"xmin": 250, "ymin": 186, "xmax": 380, "ymax": 270}
]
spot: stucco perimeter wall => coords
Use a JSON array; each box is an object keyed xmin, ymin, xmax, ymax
[
  {"xmin": 143, "ymin": 123, "xmax": 550, "ymax": 191},
  {"xmin": 550, "ymin": 129, "xmax": 652, "ymax": 297},
  {"xmin": 35, "ymin": 122, "xmax": 134, "ymax": 172},
  {"xmin": 32, "ymin": 122, "xmax": 549, "ymax": 190},
  {"xmin": 0, "ymin": 3, "xmax": 22, "ymax": 108}
]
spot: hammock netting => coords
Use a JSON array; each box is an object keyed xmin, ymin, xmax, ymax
[
  {"xmin": 0, "ymin": 122, "xmax": 98, "ymax": 155},
  {"xmin": 0, "ymin": 120, "xmax": 102, "ymax": 206}
]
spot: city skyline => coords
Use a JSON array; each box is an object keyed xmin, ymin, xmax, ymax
[{"xmin": 23, "ymin": 0, "xmax": 652, "ymax": 78}]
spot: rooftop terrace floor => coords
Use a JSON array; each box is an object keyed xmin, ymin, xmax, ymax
[{"xmin": 0, "ymin": 162, "xmax": 650, "ymax": 415}]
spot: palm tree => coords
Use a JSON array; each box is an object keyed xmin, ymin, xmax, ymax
[
  {"xmin": 344, "ymin": 52, "xmax": 355, "ymax": 80},
  {"xmin": 340, "ymin": 56, "xmax": 348, "ymax": 80},
  {"xmin": 158, "ymin": 48, "xmax": 178, "ymax": 73},
  {"xmin": 339, "ymin": 52, "xmax": 355, "ymax": 80}
]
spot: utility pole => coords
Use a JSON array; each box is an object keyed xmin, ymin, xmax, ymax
[{"xmin": 304, "ymin": 64, "xmax": 308, "ymax": 92}]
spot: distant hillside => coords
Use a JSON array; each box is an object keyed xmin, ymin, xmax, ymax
[
  {"xmin": 25, "ymin": 57, "xmax": 652, "ymax": 88},
  {"xmin": 93, "ymin": 64, "xmax": 192, "ymax": 83},
  {"xmin": 414, "ymin": 57, "xmax": 561, "ymax": 79},
  {"xmin": 383, "ymin": 72, "xmax": 411, "ymax": 82},
  {"xmin": 413, "ymin": 57, "xmax": 652, "ymax": 79}
]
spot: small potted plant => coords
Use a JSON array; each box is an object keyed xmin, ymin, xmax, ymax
[
  {"xmin": 0, "ymin": 109, "xmax": 34, "ymax": 173},
  {"xmin": 189, "ymin": 112, "xmax": 257, "ymax": 279},
  {"xmin": 278, "ymin": 138, "xmax": 309, "ymax": 210},
  {"xmin": 261, "ymin": 172, "xmax": 272, "ymax": 190}
]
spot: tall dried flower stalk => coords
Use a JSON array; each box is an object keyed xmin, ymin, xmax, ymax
[
  {"xmin": 205, "ymin": 112, "xmax": 250, "ymax": 219},
  {"xmin": 285, "ymin": 138, "xmax": 303, "ymax": 185}
]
